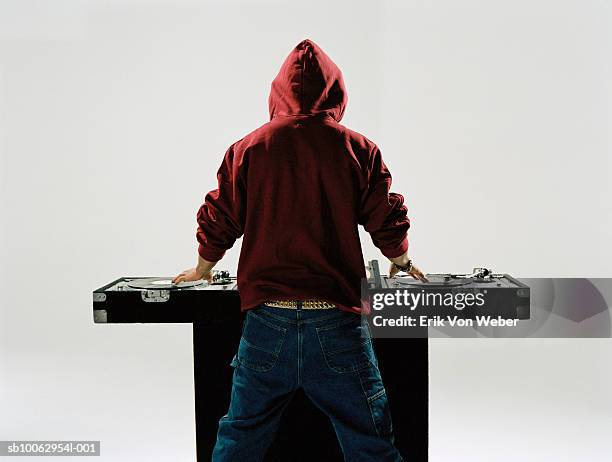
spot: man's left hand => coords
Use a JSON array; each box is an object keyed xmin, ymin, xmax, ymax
[
  {"xmin": 172, "ymin": 255, "xmax": 218, "ymax": 284},
  {"xmin": 172, "ymin": 267, "xmax": 212, "ymax": 284}
]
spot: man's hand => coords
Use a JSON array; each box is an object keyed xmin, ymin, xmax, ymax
[
  {"xmin": 172, "ymin": 267, "xmax": 213, "ymax": 284},
  {"xmin": 388, "ymin": 252, "xmax": 429, "ymax": 282},
  {"xmin": 172, "ymin": 255, "xmax": 217, "ymax": 284}
]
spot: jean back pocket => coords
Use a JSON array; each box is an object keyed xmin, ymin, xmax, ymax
[
  {"xmin": 235, "ymin": 310, "xmax": 287, "ymax": 372},
  {"xmin": 316, "ymin": 316, "xmax": 373, "ymax": 373}
]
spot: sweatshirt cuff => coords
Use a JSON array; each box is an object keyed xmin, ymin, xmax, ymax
[
  {"xmin": 379, "ymin": 236, "xmax": 409, "ymax": 259},
  {"xmin": 198, "ymin": 243, "xmax": 226, "ymax": 263}
]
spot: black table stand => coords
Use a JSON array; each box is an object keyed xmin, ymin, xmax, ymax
[{"xmin": 193, "ymin": 319, "xmax": 428, "ymax": 461}]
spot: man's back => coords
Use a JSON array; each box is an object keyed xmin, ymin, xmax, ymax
[{"xmin": 195, "ymin": 39, "xmax": 410, "ymax": 313}]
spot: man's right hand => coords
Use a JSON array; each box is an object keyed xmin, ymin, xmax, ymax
[{"xmin": 388, "ymin": 253, "xmax": 429, "ymax": 282}]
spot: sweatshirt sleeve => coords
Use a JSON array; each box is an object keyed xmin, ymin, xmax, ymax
[
  {"xmin": 195, "ymin": 144, "xmax": 245, "ymax": 262},
  {"xmin": 358, "ymin": 144, "xmax": 410, "ymax": 259}
]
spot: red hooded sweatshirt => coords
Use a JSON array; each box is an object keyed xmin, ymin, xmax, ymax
[{"xmin": 196, "ymin": 39, "xmax": 410, "ymax": 314}]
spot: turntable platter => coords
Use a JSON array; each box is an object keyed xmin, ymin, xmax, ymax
[
  {"xmin": 392, "ymin": 275, "xmax": 473, "ymax": 287},
  {"xmin": 126, "ymin": 278, "xmax": 205, "ymax": 290}
]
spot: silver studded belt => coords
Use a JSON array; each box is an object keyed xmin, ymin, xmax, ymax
[{"xmin": 264, "ymin": 300, "xmax": 336, "ymax": 310}]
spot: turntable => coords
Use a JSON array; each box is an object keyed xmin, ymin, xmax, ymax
[
  {"xmin": 92, "ymin": 270, "xmax": 239, "ymax": 324},
  {"xmin": 365, "ymin": 260, "xmax": 530, "ymax": 319},
  {"xmin": 125, "ymin": 270, "xmax": 232, "ymax": 290}
]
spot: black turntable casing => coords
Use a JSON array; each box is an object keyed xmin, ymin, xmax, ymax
[
  {"xmin": 93, "ymin": 274, "xmax": 241, "ymax": 325},
  {"xmin": 364, "ymin": 260, "xmax": 531, "ymax": 320}
]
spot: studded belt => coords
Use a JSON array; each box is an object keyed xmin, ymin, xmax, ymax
[{"xmin": 264, "ymin": 300, "xmax": 337, "ymax": 310}]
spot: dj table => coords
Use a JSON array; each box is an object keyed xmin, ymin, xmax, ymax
[{"xmin": 92, "ymin": 265, "xmax": 429, "ymax": 461}]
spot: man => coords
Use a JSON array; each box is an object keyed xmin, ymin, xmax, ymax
[{"xmin": 173, "ymin": 39, "xmax": 426, "ymax": 462}]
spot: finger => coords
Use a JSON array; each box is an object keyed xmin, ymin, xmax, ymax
[
  {"xmin": 415, "ymin": 269, "xmax": 429, "ymax": 282},
  {"xmin": 388, "ymin": 262, "xmax": 396, "ymax": 278},
  {"xmin": 409, "ymin": 267, "xmax": 425, "ymax": 282},
  {"xmin": 173, "ymin": 271, "xmax": 185, "ymax": 282}
]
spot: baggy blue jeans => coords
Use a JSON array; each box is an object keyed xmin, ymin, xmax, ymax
[{"xmin": 211, "ymin": 303, "xmax": 404, "ymax": 462}]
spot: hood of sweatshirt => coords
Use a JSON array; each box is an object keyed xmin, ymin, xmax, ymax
[{"xmin": 268, "ymin": 39, "xmax": 347, "ymax": 122}]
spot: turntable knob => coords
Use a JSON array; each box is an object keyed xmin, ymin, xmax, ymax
[{"xmin": 212, "ymin": 270, "xmax": 230, "ymax": 283}]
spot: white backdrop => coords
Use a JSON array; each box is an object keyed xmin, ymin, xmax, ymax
[{"xmin": 1, "ymin": 1, "xmax": 611, "ymax": 460}]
